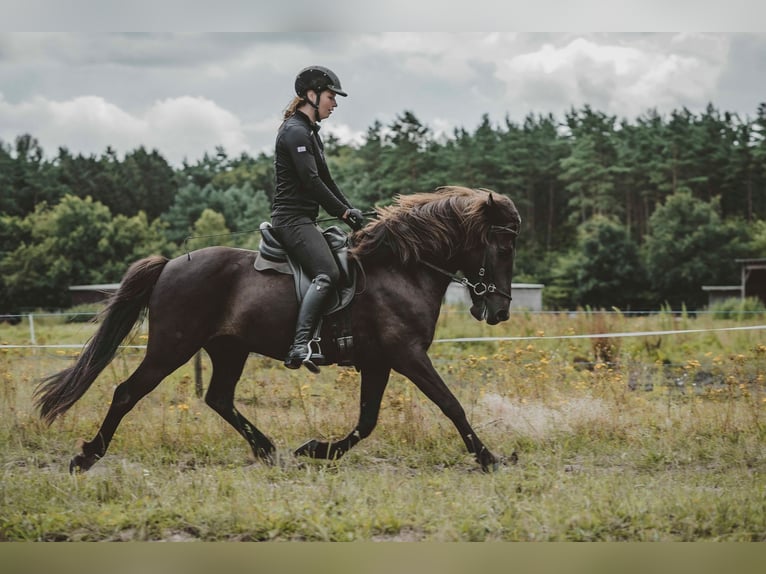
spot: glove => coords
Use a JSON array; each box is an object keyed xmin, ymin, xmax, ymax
[{"xmin": 344, "ymin": 208, "xmax": 365, "ymax": 231}]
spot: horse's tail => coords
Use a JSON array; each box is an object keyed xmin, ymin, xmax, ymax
[{"xmin": 35, "ymin": 255, "xmax": 169, "ymax": 425}]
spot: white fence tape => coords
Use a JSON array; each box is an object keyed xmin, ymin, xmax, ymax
[
  {"xmin": 3, "ymin": 324, "xmax": 765, "ymax": 350},
  {"xmin": 0, "ymin": 344, "xmax": 146, "ymax": 349},
  {"xmin": 434, "ymin": 324, "xmax": 766, "ymax": 343}
]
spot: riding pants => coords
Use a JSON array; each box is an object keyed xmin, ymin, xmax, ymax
[{"xmin": 270, "ymin": 215, "xmax": 341, "ymax": 286}]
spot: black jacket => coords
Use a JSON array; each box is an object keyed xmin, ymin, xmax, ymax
[{"xmin": 272, "ymin": 111, "xmax": 352, "ymax": 220}]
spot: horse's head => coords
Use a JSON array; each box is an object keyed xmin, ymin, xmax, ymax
[
  {"xmin": 349, "ymin": 186, "xmax": 521, "ymax": 325},
  {"xmin": 463, "ymin": 191, "xmax": 520, "ymax": 325}
]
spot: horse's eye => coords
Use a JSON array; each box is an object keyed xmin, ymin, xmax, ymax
[{"xmin": 497, "ymin": 244, "xmax": 514, "ymax": 256}]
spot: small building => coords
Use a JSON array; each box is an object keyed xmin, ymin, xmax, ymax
[
  {"xmin": 737, "ymin": 258, "xmax": 766, "ymax": 305},
  {"xmin": 702, "ymin": 258, "xmax": 766, "ymax": 307},
  {"xmin": 445, "ymin": 282, "xmax": 544, "ymax": 311},
  {"xmin": 68, "ymin": 283, "xmax": 120, "ymax": 306},
  {"xmin": 701, "ymin": 285, "xmax": 742, "ymax": 307}
]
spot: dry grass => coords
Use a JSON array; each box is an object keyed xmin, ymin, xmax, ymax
[{"xmin": 1, "ymin": 310, "xmax": 765, "ymax": 541}]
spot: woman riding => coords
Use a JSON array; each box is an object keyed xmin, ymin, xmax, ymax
[{"xmin": 271, "ymin": 65, "xmax": 365, "ymax": 373}]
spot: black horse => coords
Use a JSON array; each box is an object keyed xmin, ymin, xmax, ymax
[{"xmin": 36, "ymin": 186, "xmax": 521, "ymax": 472}]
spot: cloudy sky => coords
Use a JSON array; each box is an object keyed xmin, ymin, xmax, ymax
[{"xmin": 1, "ymin": 31, "xmax": 765, "ymax": 166}]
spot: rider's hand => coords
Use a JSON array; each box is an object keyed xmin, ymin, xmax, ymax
[{"xmin": 344, "ymin": 208, "xmax": 365, "ymax": 231}]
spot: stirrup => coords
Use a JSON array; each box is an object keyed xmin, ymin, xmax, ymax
[
  {"xmin": 284, "ymin": 340, "xmax": 324, "ymax": 373},
  {"xmin": 302, "ymin": 339, "xmax": 324, "ymax": 373}
]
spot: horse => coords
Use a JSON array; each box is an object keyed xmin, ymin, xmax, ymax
[{"xmin": 35, "ymin": 186, "xmax": 521, "ymax": 472}]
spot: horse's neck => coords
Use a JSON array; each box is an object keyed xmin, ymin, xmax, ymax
[{"xmin": 364, "ymin": 258, "xmax": 453, "ymax": 310}]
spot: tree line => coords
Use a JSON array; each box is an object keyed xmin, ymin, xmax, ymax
[{"xmin": 2, "ymin": 102, "xmax": 766, "ymax": 312}]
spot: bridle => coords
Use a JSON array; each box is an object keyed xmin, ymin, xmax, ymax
[{"xmin": 422, "ymin": 224, "xmax": 518, "ymax": 302}]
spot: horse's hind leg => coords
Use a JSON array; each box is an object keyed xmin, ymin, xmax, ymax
[
  {"xmin": 71, "ymin": 359, "xmax": 177, "ymax": 472},
  {"xmin": 295, "ymin": 365, "xmax": 391, "ymax": 461},
  {"xmin": 203, "ymin": 339, "xmax": 276, "ymax": 463}
]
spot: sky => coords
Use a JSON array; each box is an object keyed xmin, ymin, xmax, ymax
[{"xmin": 2, "ymin": 7, "xmax": 766, "ymax": 167}]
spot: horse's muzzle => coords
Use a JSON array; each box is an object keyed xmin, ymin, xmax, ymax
[
  {"xmin": 492, "ymin": 309, "xmax": 510, "ymax": 324},
  {"xmin": 485, "ymin": 308, "xmax": 510, "ymax": 325},
  {"xmin": 470, "ymin": 302, "xmax": 510, "ymax": 325}
]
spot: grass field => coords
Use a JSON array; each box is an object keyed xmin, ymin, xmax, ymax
[{"xmin": 1, "ymin": 308, "xmax": 765, "ymax": 541}]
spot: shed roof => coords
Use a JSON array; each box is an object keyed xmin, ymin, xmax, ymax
[{"xmin": 69, "ymin": 284, "xmax": 121, "ymax": 291}]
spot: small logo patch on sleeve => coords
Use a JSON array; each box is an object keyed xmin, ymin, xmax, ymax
[{"xmin": 297, "ymin": 146, "xmax": 307, "ymax": 153}]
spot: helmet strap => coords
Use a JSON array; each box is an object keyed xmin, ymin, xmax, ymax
[{"xmin": 309, "ymin": 90, "xmax": 322, "ymax": 123}]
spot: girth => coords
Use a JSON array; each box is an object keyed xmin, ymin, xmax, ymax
[{"xmin": 254, "ymin": 222, "xmax": 357, "ymax": 315}]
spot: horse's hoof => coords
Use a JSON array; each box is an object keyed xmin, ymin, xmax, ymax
[
  {"xmin": 479, "ymin": 451, "xmax": 518, "ymax": 472},
  {"xmin": 69, "ymin": 455, "xmax": 90, "ymax": 474},
  {"xmin": 294, "ymin": 439, "xmax": 320, "ymax": 458},
  {"xmin": 262, "ymin": 452, "xmax": 278, "ymax": 466},
  {"xmin": 478, "ymin": 453, "xmax": 501, "ymax": 473}
]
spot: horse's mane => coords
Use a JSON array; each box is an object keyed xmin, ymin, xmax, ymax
[{"xmin": 350, "ymin": 186, "xmax": 520, "ymax": 264}]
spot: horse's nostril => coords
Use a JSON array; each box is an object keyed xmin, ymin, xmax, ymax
[{"xmin": 496, "ymin": 309, "xmax": 510, "ymax": 322}]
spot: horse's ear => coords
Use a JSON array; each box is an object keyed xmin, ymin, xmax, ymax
[{"xmin": 485, "ymin": 192, "xmax": 500, "ymax": 222}]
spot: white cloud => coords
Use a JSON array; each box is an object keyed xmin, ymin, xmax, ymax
[
  {"xmin": 0, "ymin": 92, "xmax": 251, "ymax": 165},
  {"xmin": 430, "ymin": 117, "xmax": 458, "ymax": 142},
  {"xmin": 496, "ymin": 36, "xmax": 728, "ymax": 118},
  {"xmin": 48, "ymin": 95, "xmax": 145, "ymax": 136},
  {"xmin": 323, "ymin": 122, "xmax": 365, "ymax": 147},
  {"xmin": 143, "ymin": 96, "xmax": 251, "ymax": 161}
]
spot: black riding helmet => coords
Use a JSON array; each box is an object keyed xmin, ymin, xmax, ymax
[{"xmin": 294, "ymin": 66, "xmax": 348, "ymax": 98}]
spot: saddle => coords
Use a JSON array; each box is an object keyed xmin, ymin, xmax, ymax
[{"xmin": 254, "ymin": 222, "xmax": 357, "ymax": 315}]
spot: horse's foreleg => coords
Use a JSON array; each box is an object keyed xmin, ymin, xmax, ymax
[
  {"xmin": 294, "ymin": 365, "xmax": 391, "ymax": 461},
  {"xmin": 394, "ymin": 353, "xmax": 499, "ymax": 472},
  {"xmin": 204, "ymin": 342, "xmax": 276, "ymax": 463},
  {"xmin": 70, "ymin": 361, "xmax": 170, "ymax": 472}
]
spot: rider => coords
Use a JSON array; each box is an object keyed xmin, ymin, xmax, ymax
[{"xmin": 271, "ymin": 65, "xmax": 365, "ymax": 373}]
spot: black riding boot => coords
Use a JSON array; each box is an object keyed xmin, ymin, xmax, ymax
[{"xmin": 284, "ymin": 274, "xmax": 334, "ymax": 373}]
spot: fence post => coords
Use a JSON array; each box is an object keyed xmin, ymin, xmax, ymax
[
  {"xmin": 28, "ymin": 314, "xmax": 36, "ymax": 346},
  {"xmin": 194, "ymin": 351, "xmax": 203, "ymax": 398}
]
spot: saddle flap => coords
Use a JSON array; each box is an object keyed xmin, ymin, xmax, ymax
[
  {"xmin": 255, "ymin": 222, "xmax": 356, "ymax": 315},
  {"xmin": 322, "ymin": 225, "xmax": 348, "ymax": 250}
]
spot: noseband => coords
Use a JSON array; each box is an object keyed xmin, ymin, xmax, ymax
[{"xmin": 422, "ymin": 224, "xmax": 517, "ymax": 302}]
